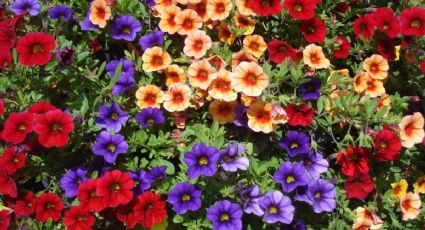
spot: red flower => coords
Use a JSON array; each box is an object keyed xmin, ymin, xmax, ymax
[
  {"xmin": 353, "ymin": 14, "xmax": 375, "ymax": 41},
  {"xmin": 248, "ymin": 0, "xmax": 282, "ymax": 16},
  {"xmin": 332, "ymin": 3, "xmax": 350, "ymax": 20},
  {"xmin": 35, "ymin": 192, "xmax": 64, "ymax": 223},
  {"xmin": 2, "ymin": 112, "xmax": 35, "ymax": 144},
  {"xmin": 96, "ymin": 170, "xmax": 134, "ymax": 208},
  {"xmin": 344, "ymin": 173, "xmax": 374, "ymax": 200},
  {"xmin": 0, "ymin": 170, "xmax": 17, "ymax": 198},
  {"xmin": 0, "ymin": 210, "xmax": 11, "ymax": 230},
  {"xmin": 377, "ymin": 38, "xmax": 396, "ymax": 61},
  {"xmin": 420, "ymin": 60, "xmax": 425, "ymax": 74},
  {"xmin": 64, "ymin": 206, "xmax": 95, "ymax": 230},
  {"xmin": 88, "ymin": 39, "xmax": 102, "ymax": 53},
  {"xmin": 133, "ymin": 191, "xmax": 167, "ymax": 228},
  {"xmin": 34, "ymin": 110, "xmax": 74, "ymax": 148},
  {"xmin": 267, "ymin": 40, "xmax": 296, "ymax": 64},
  {"xmin": 77, "ymin": 179, "xmax": 108, "ymax": 212},
  {"xmin": 372, "ymin": 7, "xmax": 400, "ymax": 38},
  {"xmin": 15, "ymin": 191, "xmax": 36, "ymax": 217},
  {"xmin": 116, "ymin": 199, "xmax": 139, "ymax": 229},
  {"xmin": 0, "ymin": 98, "xmax": 4, "ymax": 115},
  {"xmin": 0, "ymin": 49, "xmax": 12, "ymax": 70},
  {"xmin": 374, "ymin": 128, "xmax": 402, "ymax": 161},
  {"xmin": 15, "ymin": 32, "xmax": 56, "ymax": 66},
  {"xmin": 400, "ymin": 7, "xmax": 425, "ymax": 37},
  {"xmin": 28, "ymin": 102, "xmax": 57, "ymax": 114},
  {"xmin": 283, "ymin": 0, "xmax": 317, "ymax": 20},
  {"xmin": 300, "ymin": 16, "xmax": 327, "ymax": 43},
  {"xmin": 0, "ymin": 146, "xmax": 26, "ymax": 175},
  {"xmin": 336, "ymin": 146, "xmax": 370, "ymax": 176},
  {"xmin": 0, "ymin": 25, "xmax": 16, "ymax": 50},
  {"xmin": 285, "ymin": 103, "xmax": 315, "ymax": 127},
  {"xmin": 332, "ymin": 36, "xmax": 351, "ymax": 59}
]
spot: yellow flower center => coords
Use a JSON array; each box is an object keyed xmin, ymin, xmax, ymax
[
  {"xmin": 379, "ymin": 141, "xmax": 387, "ymax": 148},
  {"xmin": 32, "ymin": 44, "xmax": 44, "ymax": 53},
  {"xmin": 290, "ymin": 142, "xmax": 298, "ymax": 149},
  {"xmin": 18, "ymin": 124, "xmax": 26, "ymax": 131},
  {"xmin": 286, "ymin": 175, "xmax": 295, "ymax": 183},
  {"xmin": 411, "ymin": 19, "xmax": 421, "ymax": 28},
  {"xmin": 110, "ymin": 112, "xmax": 119, "ymax": 120},
  {"xmin": 181, "ymin": 194, "xmax": 191, "ymax": 201},
  {"xmin": 111, "ymin": 183, "xmax": 120, "ymax": 191},
  {"xmin": 269, "ymin": 206, "xmax": 278, "ymax": 214},
  {"xmin": 51, "ymin": 123, "xmax": 62, "ymax": 131},
  {"xmin": 122, "ymin": 27, "xmax": 131, "ymax": 34},
  {"xmin": 198, "ymin": 156, "xmax": 208, "ymax": 165},
  {"xmin": 314, "ymin": 192, "xmax": 321, "ymax": 198},
  {"xmin": 146, "ymin": 118, "xmax": 155, "ymax": 124},
  {"xmin": 220, "ymin": 213, "xmax": 230, "ymax": 221},
  {"xmin": 107, "ymin": 143, "xmax": 116, "ymax": 152},
  {"xmin": 294, "ymin": 4, "xmax": 303, "ymax": 12}
]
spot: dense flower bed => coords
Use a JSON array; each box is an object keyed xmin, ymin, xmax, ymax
[{"xmin": 0, "ymin": 0, "xmax": 425, "ymax": 229}]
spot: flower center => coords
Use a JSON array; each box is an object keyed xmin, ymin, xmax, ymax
[
  {"xmin": 184, "ymin": 19, "xmax": 193, "ymax": 28},
  {"xmin": 286, "ymin": 175, "xmax": 295, "ymax": 183},
  {"xmin": 89, "ymin": 190, "xmax": 97, "ymax": 197},
  {"xmin": 107, "ymin": 143, "xmax": 116, "ymax": 152},
  {"xmin": 216, "ymin": 3, "xmax": 225, "ymax": 13},
  {"xmin": 294, "ymin": 4, "xmax": 303, "ymax": 12},
  {"xmin": 198, "ymin": 156, "xmax": 208, "ymax": 165},
  {"xmin": 411, "ymin": 19, "xmax": 421, "ymax": 28},
  {"xmin": 51, "ymin": 123, "xmax": 62, "ymax": 131},
  {"xmin": 110, "ymin": 112, "xmax": 119, "ymax": 120},
  {"xmin": 314, "ymin": 191, "xmax": 321, "ymax": 198},
  {"xmin": 122, "ymin": 27, "xmax": 131, "ymax": 34},
  {"xmin": 18, "ymin": 123, "xmax": 26, "ymax": 131},
  {"xmin": 220, "ymin": 213, "xmax": 230, "ymax": 221},
  {"xmin": 223, "ymin": 155, "xmax": 232, "ymax": 162},
  {"xmin": 290, "ymin": 142, "xmax": 299, "ymax": 149},
  {"xmin": 153, "ymin": 55, "xmax": 163, "ymax": 65},
  {"xmin": 45, "ymin": 203, "xmax": 55, "ymax": 209},
  {"xmin": 13, "ymin": 157, "xmax": 19, "ymax": 163},
  {"xmin": 146, "ymin": 118, "xmax": 155, "ymax": 124},
  {"xmin": 249, "ymin": 42, "xmax": 259, "ymax": 50},
  {"xmin": 383, "ymin": 24, "xmax": 389, "ymax": 30},
  {"xmin": 181, "ymin": 194, "xmax": 191, "ymax": 201},
  {"xmin": 172, "ymin": 92, "xmax": 184, "ymax": 103},
  {"xmin": 32, "ymin": 44, "xmax": 44, "ymax": 53},
  {"xmin": 379, "ymin": 141, "xmax": 387, "ymax": 148},
  {"xmin": 269, "ymin": 206, "xmax": 278, "ymax": 214},
  {"xmin": 77, "ymin": 216, "xmax": 87, "ymax": 222},
  {"xmin": 110, "ymin": 183, "xmax": 120, "ymax": 191},
  {"xmin": 370, "ymin": 64, "xmax": 378, "ymax": 72}
]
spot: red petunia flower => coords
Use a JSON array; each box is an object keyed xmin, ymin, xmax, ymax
[
  {"xmin": 283, "ymin": 0, "xmax": 317, "ymax": 20},
  {"xmin": 400, "ymin": 7, "xmax": 425, "ymax": 37},
  {"xmin": 0, "ymin": 210, "xmax": 11, "ymax": 230},
  {"xmin": 15, "ymin": 191, "xmax": 36, "ymax": 218},
  {"xmin": 300, "ymin": 16, "xmax": 327, "ymax": 43},
  {"xmin": 35, "ymin": 192, "xmax": 64, "ymax": 223},
  {"xmin": 0, "ymin": 146, "xmax": 26, "ymax": 175},
  {"xmin": 332, "ymin": 2, "xmax": 350, "ymax": 20},
  {"xmin": 0, "ymin": 170, "xmax": 16, "ymax": 198},
  {"xmin": 353, "ymin": 14, "xmax": 375, "ymax": 41},
  {"xmin": 332, "ymin": 36, "xmax": 351, "ymax": 59},
  {"xmin": 0, "ymin": 49, "xmax": 12, "ymax": 70},
  {"xmin": 267, "ymin": 40, "xmax": 296, "ymax": 64},
  {"xmin": 372, "ymin": 7, "xmax": 400, "ymax": 38},
  {"xmin": 248, "ymin": 0, "xmax": 282, "ymax": 16},
  {"xmin": 336, "ymin": 145, "xmax": 370, "ymax": 177},
  {"xmin": 116, "ymin": 199, "xmax": 139, "ymax": 229},
  {"xmin": 34, "ymin": 109, "xmax": 74, "ymax": 148},
  {"xmin": 63, "ymin": 206, "xmax": 95, "ymax": 230},
  {"xmin": 377, "ymin": 38, "xmax": 396, "ymax": 61},
  {"xmin": 0, "ymin": 98, "xmax": 4, "ymax": 115},
  {"xmin": 344, "ymin": 173, "xmax": 375, "ymax": 200},
  {"xmin": 15, "ymin": 32, "xmax": 56, "ymax": 66},
  {"xmin": 77, "ymin": 178, "xmax": 108, "ymax": 212},
  {"xmin": 420, "ymin": 60, "xmax": 425, "ymax": 74},
  {"xmin": 2, "ymin": 112, "xmax": 35, "ymax": 144},
  {"xmin": 374, "ymin": 127, "xmax": 402, "ymax": 161},
  {"xmin": 133, "ymin": 191, "xmax": 167, "ymax": 228},
  {"xmin": 96, "ymin": 170, "xmax": 134, "ymax": 208},
  {"xmin": 285, "ymin": 103, "xmax": 315, "ymax": 127},
  {"xmin": 0, "ymin": 25, "xmax": 16, "ymax": 50},
  {"xmin": 28, "ymin": 102, "xmax": 57, "ymax": 115}
]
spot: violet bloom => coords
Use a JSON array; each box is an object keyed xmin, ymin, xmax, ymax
[
  {"xmin": 59, "ymin": 167, "xmax": 88, "ymax": 198},
  {"xmin": 233, "ymin": 103, "xmax": 248, "ymax": 127},
  {"xmin": 106, "ymin": 59, "xmax": 135, "ymax": 77},
  {"xmin": 279, "ymin": 131, "xmax": 310, "ymax": 157},
  {"xmin": 95, "ymin": 101, "xmax": 129, "ymax": 132},
  {"xmin": 168, "ymin": 182, "xmax": 202, "ymax": 214},
  {"xmin": 146, "ymin": 166, "xmax": 167, "ymax": 183},
  {"xmin": 10, "ymin": 0, "xmax": 41, "ymax": 16},
  {"xmin": 111, "ymin": 15, "xmax": 142, "ymax": 41},
  {"xmin": 273, "ymin": 162, "xmax": 309, "ymax": 193},
  {"xmin": 305, "ymin": 179, "xmax": 336, "ymax": 213},
  {"xmin": 139, "ymin": 31, "xmax": 165, "ymax": 50},
  {"xmin": 293, "ymin": 185, "xmax": 309, "ymax": 203},
  {"xmin": 207, "ymin": 200, "xmax": 243, "ymax": 230},
  {"xmin": 112, "ymin": 74, "xmax": 135, "ymax": 96},
  {"xmin": 184, "ymin": 143, "xmax": 220, "ymax": 179},
  {"xmin": 259, "ymin": 191, "xmax": 295, "ymax": 224},
  {"xmin": 219, "ymin": 142, "xmax": 249, "ymax": 172},
  {"xmin": 129, "ymin": 170, "xmax": 151, "ymax": 195},
  {"xmin": 283, "ymin": 220, "xmax": 307, "ymax": 230},
  {"xmin": 298, "ymin": 78, "xmax": 321, "ymax": 101},
  {"xmin": 92, "ymin": 131, "xmax": 128, "ymax": 163},
  {"xmin": 49, "ymin": 5, "xmax": 73, "ymax": 21},
  {"xmin": 240, "ymin": 185, "xmax": 264, "ymax": 216},
  {"xmin": 135, "ymin": 107, "xmax": 165, "ymax": 128},
  {"xmin": 81, "ymin": 11, "xmax": 99, "ymax": 31},
  {"xmin": 300, "ymin": 151, "xmax": 329, "ymax": 180},
  {"xmin": 55, "ymin": 46, "xmax": 75, "ymax": 67},
  {"xmin": 145, "ymin": 0, "xmax": 155, "ymax": 7}
]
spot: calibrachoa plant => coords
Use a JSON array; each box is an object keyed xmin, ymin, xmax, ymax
[{"xmin": 0, "ymin": 0, "xmax": 424, "ymax": 229}]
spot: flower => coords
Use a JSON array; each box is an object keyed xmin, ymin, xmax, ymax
[
  {"xmin": 0, "ymin": 24, "xmax": 16, "ymax": 51},
  {"xmin": 400, "ymin": 192, "xmax": 421, "ymax": 221},
  {"xmin": 207, "ymin": 200, "xmax": 243, "ymax": 230},
  {"xmin": 336, "ymin": 146, "xmax": 370, "ymax": 177},
  {"xmin": 158, "ymin": 6, "xmax": 181, "ymax": 34},
  {"xmin": 235, "ymin": 0, "xmax": 255, "ymax": 16},
  {"xmin": 135, "ymin": 84, "xmax": 165, "ymax": 109},
  {"xmin": 272, "ymin": 103, "xmax": 288, "ymax": 124},
  {"xmin": 391, "ymin": 179, "xmax": 408, "ymax": 198},
  {"xmin": 285, "ymin": 103, "xmax": 315, "ymax": 127},
  {"xmin": 0, "ymin": 170, "xmax": 17, "ymax": 198},
  {"xmin": 279, "ymin": 131, "xmax": 310, "ymax": 157},
  {"xmin": 49, "ymin": 5, "xmax": 73, "ymax": 21},
  {"xmin": 0, "ymin": 146, "xmax": 26, "ymax": 176},
  {"xmin": 206, "ymin": 0, "xmax": 232, "ymax": 20},
  {"xmin": 35, "ymin": 192, "xmax": 64, "ymax": 223},
  {"xmin": 300, "ymin": 16, "xmax": 327, "ymax": 43},
  {"xmin": 154, "ymin": 0, "xmax": 177, "ymax": 13},
  {"xmin": 234, "ymin": 103, "xmax": 248, "ymax": 127},
  {"xmin": 163, "ymin": 83, "xmax": 192, "ymax": 112},
  {"xmin": 283, "ymin": 220, "xmax": 307, "ymax": 230},
  {"xmin": 0, "ymin": 51, "xmax": 12, "ymax": 70},
  {"xmin": 232, "ymin": 62, "xmax": 269, "ymax": 97},
  {"xmin": 188, "ymin": 59, "xmax": 217, "ymax": 89},
  {"xmin": 59, "ymin": 167, "xmax": 87, "ymax": 198},
  {"xmin": 188, "ymin": 0, "xmax": 208, "ymax": 22},
  {"xmin": 0, "ymin": 211, "xmax": 10, "ymax": 230},
  {"xmin": 377, "ymin": 38, "xmax": 396, "ymax": 61},
  {"xmin": 363, "ymin": 54, "xmax": 389, "ymax": 80},
  {"xmin": 247, "ymin": 100, "xmax": 276, "ymax": 133},
  {"xmin": 92, "ymin": 131, "xmax": 128, "ymax": 163},
  {"xmin": 305, "ymin": 179, "xmax": 336, "ymax": 213},
  {"xmin": 399, "ymin": 112, "xmax": 425, "ymax": 148},
  {"xmin": 274, "ymin": 162, "xmax": 309, "ymax": 193},
  {"xmin": 81, "ymin": 12, "xmax": 100, "ymax": 31},
  {"xmin": 354, "ymin": 73, "xmax": 386, "ymax": 98},
  {"xmin": 146, "ymin": 166, "xmax": 168, "ymax": 183},
  {"xmin": 34, "ymin": 110, "xmax": 74, "ymax": 148},
  {"xmin": 175, "ymin": 9, "xmax": 203, "ymax": 35},
  {"xmin": 218, "ymin": 23, "xmax": 236, "ymax": 45},
  {"xmin": 133, "ymin": 191, "xmax": 167, "ymax": 228},
  {"xmin": 298, "ymin": 78, "xmax": 321, "ymax": 101},
  {"xmin": 2, "ymin": 112, "xmax": 35, "ymax": 144},
  {"xmin": 15, "ymin": 191, "xmax": 36, "ymax": 217},
  {"xmin": 64, "ymin": 206, "xmax": 95, "ymax": 230},
  {"xmin": 139, "ymin": 31, "xmax": 165, "ymax": 51},
  {"xmin": 184, "ymin": 143, "xmax": 220, "ymax": 179},
  {"xmin": 97, "ymin": 170, "xmax": 134, "ymax": 207},
  {"xmin": 332, "ymin": 36, "xmax": 351, "ymax": 59},
  {"xmin": 400, "ymin": 7, "xmax": 425, "ymax": 37},
  {"xmin": 106, "ymin": 58, "xmax": 135, "ymax": 76},
  {"xmin": 259, "ymin": 191, "xmax": 295, "ymax": 224},
  {"xmin": 300, "ymin": 151, "xmax": 329, "ymax": 180},
  {"xmin": 303, "ymin": 44, "xmax": 330, "ymax": 69},
  {"xmin": 283, "ymin": 0, "xmax": 317, "ymax": 20},
  {"xmin": 111, "ymin": 15, "xmax": 142, "ymax": 41},
  {"xmin": 243, "ymin": 35, "xmax": 267, "ymax": 58},
  {"xmin": 231, "ymin": 51, "xmax": 257, "ymax": 69},
  {"xmin": 16, "ymin": 32, "xmax": 56, "ymax": 66},
  {"xmin": 95, "ymin": 101, "xmax": 129, "ymax": 132},
  {"xmin": 233, "ymin": 13, "xmax": 256, "ymax": 35},
  {"xmin": 28, "ymin": 102, "xmax": 57, "ymax": 114},
  {"xmin": 165, "ymin": 65, "xmax": 187, "ymax": 87},
  {"xmin": 135, "ymin": 107, "xmax": 165, "ymax": 128},
  {"xmin": 129, "ymin": 170, "xmax": 151, "ymax": 195},
  {"xmin": 248, "ymin": 0, "xmax": 281, "ymax": 16},
  {"xmin": 89, "ymin": 0, "xmax": 111, "ymax": 28},
  {"xmin": 208, "ymin": 100, "xmax": 237, "ymax": 124},
  {"xmin": 208, "ymin": 70, "xmax": 237, "ymax": 101},
  {"xmin": 413, "ymin": 176, "xmax": 425, "ymax": 194},
  {"xmin": 240, "ymin": 185, "xmax": 264, "ymax": 216},
  {"xmin": 372, "ymin": 7, "xmax": 400, "ymax": 38},
  {"xmin": 10, "ymin": 0, "xmax": 41, "ymax": 16},
  {"xmin": 112, "ymin": 74, "xmax": 135, "ymax": 96},
  {"xmin": 219, "ymin": 142, "xmax": 249, "ymax": 172},
  {"xmin": 77, "ymin": 179, "xmax": 108, "ymax": 212},
  {"xmin": 183, "ymin": 30, "xmax": 212, "ymax": 59},
  {"xmin": 373, "ymin": 128, "xmax": 402, "ymax": 161},
  {"xmin": 345, "ymin": 173, "xmax": 375, "ymax": 200},
  {"xmin": 267, "ymin": 40, "xmax": 296, "ymax": 64},
  {"xmin": 168, "ymin": 182, "xmax": 202, "ymax": 214},
  {"xmin": 55, "ymin": 46, "xmax": 75, "ymax": 67},
  {"xmin": 142, "ymin": 46, "xmax": 172, "ymax": 72},
  {"xmin": 352, "ymin": 207, "xmax": 383, "ymax": 230},
  {"xmin": 353, "ymin": 14, "xmax": 375, "ymax": 41}
]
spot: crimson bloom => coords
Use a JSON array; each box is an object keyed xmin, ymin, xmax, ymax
[
  {"xmin": 116, "ymin": 199, "xmax": 140, "ymax": 229},
  {"xmin": 353, "ymin": 14, "xmax": 375, "ymax": 41},
  {"xmin": 372, "ymin": 7, "xmax": 400, "ymax": 38},
  {"xmin": 0, "ymin": 210, "xmax": 11, "ymax": 230},
  {"xmin": 300, "ymin": 16, "xmax": 326, "ymax": 43},
  {"xmin": 133, "ymin": 191, "xmax": 167, "ymax": 228},
  {"xmin": 96, "ymin": 170, "xmax": 134, "ymax": 208},
  {"xmin": 283, "ymin": 0, "xmax": 317, "ymax": 20},
  {"xmin": 332, "ymin": 36, "xmax": 350, "ymax": 59},
  {"xmin": 64, "ymin": 206, "xmax": 96, "ymax": 230},
  {"xmin": 420, "ymin": 60, "xmax": 425, "ymax": 74},
  {"xmin": 0, "ymin": 170, "xmax": 17, "ymax": 198},
  {"xmin": 77, "ymin": 178, "xmax": 108, "ymax": 212},
  {"xmin": 0, "ymin": 146, "xmax": 26, "ymax": 175},
  {"xmin": 0, "ymin": 49, "xmax": 12, "ymax": 70},
  {"xmin": 0, "ymin": 99, "xmax": 4, "ymax": 115},
  {"xmin": 28, "ymin": 101, "xmax": 57, "ymax": 114},
  {"xmin": 2, "ymin": 112, "xmax": 35, "ymax": 144},
  {"xmin": 267, "ymin": 40, "xmax": 296, "ymax": 64},
  {"xmin": 15, "ymin": 191, "xmax": 36, "ymax": 217},
  {"xmin": 248, "ymin": 0, "xmax": 282, "ymax": 16},
  {"xmin": 34, "ymin": 109, "xmax": 74, "ymax": 148},
  {"xmin": 15, "ymin": 32, "xmax": 56, "ymax": 66},
  {"xmin": 400, "ymin": 7, "xmax": 425, "ymax": 37},
  {"xmin": 35, "ymin": 192, "xmax": 64, "ymax": 223},
  {"xmin": 285, "ymin": 103, "xmax": 315, "ymax": 127},
  {"xmin": 344, "ymin": 173, "xmax": 374, "ymax": 200},
  {"xmin": 336, "ymin": 146, "xmax": 370, "ymax": 177},
  {"xmin": 0, "ymin": 25, "xmax": 16, "ymax": 50},
  {"xmin": 374, "ymin": 128, "xmax": 402, "ymax": 161},
  {"xmin": 377, "ymin": 38, "xmax": 396, "ymax": 61}
]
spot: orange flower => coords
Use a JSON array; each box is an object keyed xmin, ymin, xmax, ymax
[
  {"xmin": 183, "ymin": 30, "xmax": 212, "ymax": 59},
  {"xmin": 175, "ymin": 9, "xmax": 203, "ymax": 35},
  {"xmin": 164, "ymin": 64, "xmax": 186, "ymax": 87},
  {"xmin": 391, "ymin": 179, "xmax": 408, "ymax": 198},
  {"xmin": 188, "ymin": 0, "xmax": 209, "ymax": 21},
  {"xmin": 377, "ymin": 93, "xmax": 391, "ymax": 117},
  {"xmin": 235, "ymin": 0, "xmax": 256, "ymax": 16},
  {"xmin": 218, "ymin": 23, "xmax": 236, "ymax": 45},
  {"xmin": 158, "ymin": 6, "xmax": 181, "ymax": 34},
  {"xmin": 231, "ymin": 51, "xmax": 257, "ymax": 69},
  {"xmin": 188, "ymin": 60, "xmax": 218, "ymax": 89},
  {"xmin": 207, "ymin": 55, "xmax": 227, "ymax": 70},
  {"xmin": 154, "ymin": 0, "xmax": 177, "ymax": 14},
  {"xmin": 243, "ymin": 35, "xmax": 267, "ymax": 58},
  {"xmin": 364, "ymin": 76, "xmax": 385, "ymax": 98},
  {"xmin": 142, "ymin": 46, "xmax": 172, "ymax": 72},
  {"xmin": 363, "ymin": 54, "xmax": 389, "ymax": 80},
  {"xmin": 400, "ymin": 192, "xmax": 421, "ymax": 221},
  {"xmin": 352, "ymin": 207, "xmax": 383, "ymax": 230},
  {"xmin": 303, "ymin": 44, "xmax": 330, "ymax": 69},
  {"xmin": 135, "ymin": 85, "xmax": 165, "ymax": 109},
  {"xmin": 89, "ymin": 0, "xmax": 112, "ymax": 28},
  {"xmin": 208, "ymin": 70, "xmax": 237, "ymax": 101},
  {"xmin": 247, "ymin": 100, "xmax": 276, "ymax": 133},
  {"xmin": 233, "ymin": 13, "xmax": 255, "ymax": 35},
  {"xmin": 208, "ymin": 100, "xmax": 237, "ymax": 124},
  {"xmin": 177, "ymin": 0, "xmax": 201, "ymax": 4},
  {"xmin": 399, "ymin": 112, "xmax": 425, "ymax": 148},
  {"xmin": 414, "ymin": 176, "xmax": 425, "ymax": 194},
  {"xmin": 163, "ymin": 83, "xmax": 192, "ymax": 112},
  {"xmin": 232, "ymin": 61, "xmax": 269, "ymax": 97},
  {"xmin": 206, "ymin": 0, "xmax": 232, "ymax": 21},
  {"xmin": 241, "ymin": 94, "xmax": 257, "ymax": 106},
  {"xmin": 353, "ymin": 72, "xmax": 369, "ymax": 93}
]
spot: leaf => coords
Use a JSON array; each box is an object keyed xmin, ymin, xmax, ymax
[
  {"xmin": 150, "ymin": 218, "xmax": 168, "ymax": 230},
  {"xmin": 317, "ymin": 95, "xmax": 327, "ymax": 114},
  {"xmin": 173, "ymin": 215, "xmax": 184, "ymax": 224}
]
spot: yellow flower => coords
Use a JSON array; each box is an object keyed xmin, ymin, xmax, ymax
[
  {"xmin": 391, "ymin": 179, "xmax": 408, "ymax": 198},
  {"xmin": 413, "ymin": 176, "xmax": 425, "ymax": 194},
  {"xmin": 303, "ymin": 44, "xmax": 330, "ymax": 69},
  {"xmin": 142, "ymin": 46, "xmax": 172, "ymax": 72},
  {"xmin": 218, "ymin": 23, "xmax": 236, "ymax": 45},
  {"xmin": 243, "ymin": 35, "xmax": 267, "ymax": 58},
  {"xmin": 247, "ymin": 100, "xmax": 276, "ymax": 133},
  {"xmin": 135, "ymin": 85, "xmax": 165, "ymax": 109},
  {"xmin": 352, "ymin": 207, "xmax": 383, "ymax": 230},
  {"xmin": 233, "ymin": 13, "xmax": 255, "ymax": 35},
  {"xmin": 235, "ymin": 0, "xmax": 256, "ymax": 16},
  {"xmin": 208, "ymin": 100, "xmax": 237, "ymax": 124},
  {"xmin": 154, "ymin": 0, "xmax": 177, "ymax": 14},
  {"xmin": 400, "ymin": 192, "xmax": 421, "ymax": 221}
]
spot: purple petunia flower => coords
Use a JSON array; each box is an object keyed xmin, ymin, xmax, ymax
[
  {"xmin": 95, "ymin": 101, "xmax": 129, "ymax": 132},
  {"xmin": 129, "ymin": 170, "xmax": 151, "ymax": 195},
  {"xmin": 273, "ymin": 162, "xmax": 309, "ymax": 193},
  {"xmin": 240, "ymin": 185, "xmax": 264, "ymax": 216},
  {"xmin": 293, "ymin": 185, "xmax": 309, "ymax": 203},
  {"xmin": 283, "ymin": 220, "xmax": 307, "ymax": 230},
  {"xmin": 233, "ymin": 103, "xmax": 248, "ymax": 127},
  {"xmin": 59, "ymin": 167, "xmax": 88, "ymax": 198},
  {"xmin": 111, "ymin": 15, "xmax": 142, "ymax": 41},
  {"xmin": 300, "ymin": 151, "xmax": 329, "ymax": 181},
  {"xmin": 112, "ymin": 73, "xmax": 135, "ymax": 96},
  {"xmin": 168, "ymin": 182, "xmax": 202, "ymax": 214},
  {"xmin": 298, "ymin": 78, "xmax": 321, "ymax": 101},
  {"xmin": 259, "ymin": 191, "xmax": 295, "ymax": 224},
  {"xmin": 49, "ymin": 5, "xmax": 73, "ymax": 21},
  {"xmin": 81, "ymin": 11, "xmax": 99, "ymax": 31},
  {"xmin": 145, "ymin": 0, "xmax": 155, "ymax": 7},
  {"xmin": 184, "ymin": 143, "xmax": 220, "ymax": 179},
  {"xmin": 106, "ymin": 59, "xmax": 135, "ymax": 77},
  {"xmin": 219, "ymin": 142, "xmax": 249, "ymax": 172},
  {"xmin": 146, "ymin": 166, "xmax": 167, "ymax": 183},
  {"xmin": 10, "ymin": 0, "xmax": 41, "ymax": 16},
  {"xmin": 92, "ymin": 131, "xmax": 128, "ymax": 163},
  {"xmin": 55, "ymin": 46, "xmax": 75, "ymax": 67},
  {"xmin": 135, "ymin": 107, "xmax": 165, "ymax": 128},
  {"xmin": 305, "ymin": 179, "xmax": 336, "ymax": 213},
  {"xmin": 279, "ymin": 131, "xmax": 310, "ymax": 157},
  {"xmin": 207, "ymin": 200, "xmax": 243, "ymax": 230},
  {"xmin": 139, "ymin": 31, "xmax": 165, "ymax": 51}
]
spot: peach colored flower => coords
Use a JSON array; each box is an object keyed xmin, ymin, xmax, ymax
[
  {"xmin": 206, "ymin": 0, "xmax": 232, "ymax": 21},
  {"xmin": 243, "ymin": 35, "xmax": 267, "ymax": 58},
  {"xmin": 135, "ymin": 85, "xmax": 165, "ymax": 109},
  {"xmin": 208, "ymin": 69, "xmax": 237, "ymax": 101},
  {"xmin": 400, "ymin": 192, "xmax": 421, "ymax": 221},
  {"xmin": 89, "ymin": 0, "xmax": 112, "ymax": 28},
  {"xmin": 163, "ymin": 83, "xmax": 192, "ymax": 112},
  {"xmin": 303, "ymin": 44, "xmax": 330, "ymax": 69},
  {"xmin": 399, "ymin": 112, "xmax": 425, "ymax": 148},
  {"xmin": 175, "ymin": 9, "xmax": 203, "ymax": 35},
  {"xmin": 188, "ymin": 59, "xmax": 218, "ymax": 89},
  {"xmin": 247, "ymin": 100, "xmax": 276, "ymax": 133},
  {"xmin": 142, "ymin": 46, "xmax": 172, "ymax": 72},
  {"xmin": 208, "ymin": 100, "xmax": 237, "ymax": 124},
  {"xmin": 232, "ymin": 61, "xmax": 269, "ymax": 97},
  {"xmin": 363, "ymin": 54, "xmax": 389, "ymax": 80},
  {"xmin": 183, "ymin": 30, "xmax": 212, "ymax": 59}
]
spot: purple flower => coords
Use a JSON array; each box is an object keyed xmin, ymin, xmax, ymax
[
  {"xmin": 305, "ymin": 179, "xmax": 336, "ymax": 213},
  {"xmin": 168, "ymin": 182, "xmax": 202, "ymax": 214},
  {"xmin": 92, "ymin": 131, "xmax": 128, "ymax": 163},
  {"xmin": 139, "ymin": 31, "xmax": 165, "ymax": 50},
  {"xmin": 300, "ymin": 151, "xmax": 329, "ymax": 180},
  {"xmin": 49, "ymin": 5, "xmax": 73, "ymax": 21},
  {"xmin": 240, "ymin": 185, "xmax": 264, "ymax": 216},
  {"xmin": 259, "ymin": 191, "xmax": 295, "ymax": 224},
  {"xmin": 129, "ymin": 170, "xmax": 151, "ymax": 195},
  {"xmin": 298, "ymin": 78, "xmax": 321, "ymax": 101},
  {"xmin": 95, "ymin": 101, "xmax": 129, "ymax": 132},
  {"xmin": 10, "ymin": 0, "xmax": 41, "ymax": 16},
  {"xmin": 146, "ymin": 166, "xmax": 167, "ymax": 183},
  {"xmin": 283, "ymin": 220, "xmax": 306, "ymax": 230},
  {"xmin": 273, "ymin": 162, "xmax": 309, "ymax": 193},
  {"xmin": 135, "ymin": 107, "xmax": 165, "ymax": 128},
  {"xmin": 111, "ymin": 15, "xmax": 142, "ymax": 41},
  {"xmin": 293, "ymin": 185, "xmax": 309, "ymax": 203},
  {"xmin": 81, "ymin": 12, "xmax": 99, "ymax": 31},
  {"xmin": 59, "ymin": 167, "xmax": 88, "ymax": 198},
  {"xmin": 233, "ymin": 103, "xmax": 248, "ymax": 127},
  {"xmin": 112, "ymin": 73, "xmax": 135, "ymax": 96},
  {"xmin": 207, "ymin": 200, "xmax": 243, "ymax": 230},
  {"xmin": 279, "ymin": 131, "xmax": 310, "ymax": 157},
  {"xmin": 219, "ymin": 142, "xmax": 249, "ymax": 172},
  {"xmin": 145, "ymin": 0, "xmax": 155, "ymax": 7},
  {"xmin": 184, "ymin": 143, "xmax": 220, "ymax": 179},
  {"xmin": 55, "ymin": 46, "xmax": 75, "ymax": 67},
  {"xmin": 106, "ymin": 59, "xmax": 135, "ymax": 77}
]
